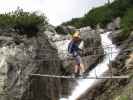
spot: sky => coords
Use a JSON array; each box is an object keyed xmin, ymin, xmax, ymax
[{"xmin": 0, "ymin": 0, "xmax": 112, "ymax": 26}]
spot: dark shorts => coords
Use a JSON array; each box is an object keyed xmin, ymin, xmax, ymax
[{"xmin": 74, "ymin": 55, "xmax": 82, "ymax": 65}]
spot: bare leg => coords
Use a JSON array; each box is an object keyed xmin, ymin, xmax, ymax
[
  {"xmin": 74, "ymin": 55, "xmax": 83, "ymax": 75},
  {"xmin": 80, "ymin": 63, "xmax": 85, "ymax": 74},
  {"xmin": 74, "ymin": 64, "xmax": 79, "ymax": 74}
]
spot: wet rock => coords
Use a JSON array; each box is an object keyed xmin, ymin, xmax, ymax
[{"xmin": 109, "ymin": 30, "xmax": 123, "ymax": 45}]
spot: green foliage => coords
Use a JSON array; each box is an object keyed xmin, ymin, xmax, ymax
[
  {"xmin": 82, "ymin": 5, "xmax": 113, "ymax": 28},
  {"xmin": 111, "ymin": 0, "xmax": 131, "ymax": 17},
  {"xmin": 62, "ymin": 18, "xmax": 82, "ymax": 28},
  {"xmin": 0, "ymin": 14, "xmax": 14, "ymax": 29},
  {"xmin": 64, "ymin": 4, "xmax": 114, "ymax": 28},
  {"xmin": 0, "ymin": 8, "xmax": 47, "ymax": 36},
  {"xmin": 115, "ymin": 7, "xmax": 133, "ymax": 41},
  {"xmin": 121, "ymin": 7, "xmax": 133, "ymax": 34},
  {"xmin": 64, "ymin": 0, "xmax": 133, "ymax": 29}
]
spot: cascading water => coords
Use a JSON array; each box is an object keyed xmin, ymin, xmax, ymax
[{"xmin": 60, "ymin": 31, "xmax": 120, "ymax": 100}]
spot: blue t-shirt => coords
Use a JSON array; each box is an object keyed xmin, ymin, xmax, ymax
[{"xmin": 68, "ymin": 40, "xmax": 79, "ymax": 57}]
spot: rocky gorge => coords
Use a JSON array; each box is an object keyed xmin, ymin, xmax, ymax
[
  {"xmin": 0, "ymin": 23, "xmax": 105, "ymax": 100},
  {"xmin": 0, "ymin": 16, "xmax": 132, "ymax": 100},
  {"xmin": 0, "ymin": 0, "xmax": 133, "ymax": 99}
]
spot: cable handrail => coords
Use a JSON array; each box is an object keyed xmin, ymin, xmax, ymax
[{"xmin": 29, "ymin": 73, "xmax": 129, "ymax": 79}]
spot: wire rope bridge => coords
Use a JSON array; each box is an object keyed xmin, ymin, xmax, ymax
[{"xmin": 29, "ymin": 44, "xmax": 131, "ymax": 79}]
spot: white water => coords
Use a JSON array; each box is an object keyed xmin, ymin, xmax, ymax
[{"xmin": 60, "ymin": 31, "xmax": 120, "ymax": 100}]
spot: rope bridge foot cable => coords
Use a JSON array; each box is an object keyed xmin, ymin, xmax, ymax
[{"xmin": 29, "ymin": 74, "xmax": 129, "ymax": 79}]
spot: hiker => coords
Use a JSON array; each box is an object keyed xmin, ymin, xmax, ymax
[{"xmin": 68, "ymin": 31, "xmax": 85, "ymax": 76}]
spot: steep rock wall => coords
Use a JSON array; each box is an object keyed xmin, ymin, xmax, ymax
[{"xmin": 0, "ymin": 31, "xmax": 62, "ymax": 100}]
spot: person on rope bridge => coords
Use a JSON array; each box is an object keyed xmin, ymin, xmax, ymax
[{"xmin": 68, "ymin": 31, "xmax": 85, "ymax": 76}]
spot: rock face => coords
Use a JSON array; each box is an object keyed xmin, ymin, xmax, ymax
[
  {"xmin": 0, "ymin": 31, "xmax": 62, "ymax": 100},
  {"xmin": 80, "ymin": 27, "xmax": 104, "ymax": 72},
  {"xmin": 44, "ymin": 26, "xmax": 75, "ymax": 97},
  {"xmin": 109, "ymin": 30, "xmax": 123, "ymax": 45}
]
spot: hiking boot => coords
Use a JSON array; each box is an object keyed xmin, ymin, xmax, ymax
[
  {"xmin": 74, "ymin": 73, "xmax": 80, "ymax": 77},
  {"xmin": 79, "ymin": 73, "xmax": 88, "ymax": 78}
]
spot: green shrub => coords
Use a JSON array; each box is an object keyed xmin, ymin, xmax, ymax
[
  {"xmin": 0, "ymin": 8, "xmax": 47, "ymax": 37},
  {"xmin": 83, "ymin": 5, "xmax": 113, "ymax": 28},
  {"xmin": 62, "ymin": 18, "xmax": 82, "ymax": 28},
  {"xmin": 111, "ymin": 0, "xmax": 131, "ymax": 17},
  {"xmin": 121, "ymin": 7, "xmax": 133, "ymax": 34},
  {"xmin": 63, "ymin": 0, "xmax": 133, "ymax": 29},
  {"xmin": 0, "ymin": 14, "xmax": 14, "ymax": 29},
  {"xmin": 62, "ymin": 5, "xmax": 114, "ymax": 28}
]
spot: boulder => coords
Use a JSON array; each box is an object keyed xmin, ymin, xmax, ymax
[{"xmin": 109, "ymin": 30, "xmax": 123, "ymax": 45}]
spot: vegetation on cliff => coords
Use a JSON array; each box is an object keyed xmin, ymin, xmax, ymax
[
  {"xmin": 0, "ymin": 7, "xmax": 47, "ymax": 36},
  {"xmin": 63, "ymin": 0, "xmax": 133, "ymax": 35}
]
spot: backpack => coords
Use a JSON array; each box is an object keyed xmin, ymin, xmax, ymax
[{"xmin": 68, "ymin": 41, "xmax": 73, "ymax": 54}]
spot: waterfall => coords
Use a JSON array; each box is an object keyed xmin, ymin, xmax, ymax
[{"xmin": 60, "ymin": 31, "xmax": 120, "ymax": 100}]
